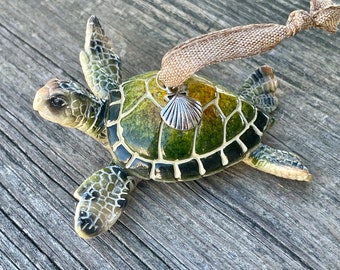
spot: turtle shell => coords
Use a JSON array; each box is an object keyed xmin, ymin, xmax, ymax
[{"xmin": 107, "ymin": 71, "xmax": 271, "ymax": 182}]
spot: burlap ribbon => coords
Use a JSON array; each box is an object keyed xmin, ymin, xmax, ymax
[{"xmin": 158, "ymin": 0, "xmax": 340, "ymax": 89}]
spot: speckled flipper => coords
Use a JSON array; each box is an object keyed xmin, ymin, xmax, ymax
[
  {"xmin": 80, "ymin": 15, "xmax": 121, "ymax": 100},
  {"xmin": 243, "ymin": 144, "xmax": 312, "ymax": 181},
  {"xmin": 239, "ymin": 65, "xmax": 278, "ymax": 113},
  {"xmin": 73, "ymin": 164, "xmax": 139, "ymax": 239}
]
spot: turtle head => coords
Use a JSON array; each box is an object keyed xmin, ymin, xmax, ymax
[{"xmin": 33, "ymin": 78, "xmax": 107, "ymax": 144}]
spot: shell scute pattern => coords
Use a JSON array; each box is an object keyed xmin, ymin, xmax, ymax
[
  {"xmin": 242, "ymin": 101, "xmax": 256, "ymax": 122},
  {"xmin": 107, "ymin": 71, "xmax": 270, "ymax": 181},
  {"xmin": 226, "ymin": 113, "xmax": 244, "ymax": 141},
  {"xmin": 161, "ymin": 124, "xmax": 195, "ymax": 160},
  {"xmin": 121, "ymin": 79, "xmax": 147, "ymax": 113},
  {"xmin": 121, "ymin": 98, "xmax": 160, "ymax": 159},
  {"xmin": 185, "ymin": 77, "xmax": 217, "ymax": 106},
  {"xmin": 195, "ymin": 105, "xmax": 224, "ymax": 154}
]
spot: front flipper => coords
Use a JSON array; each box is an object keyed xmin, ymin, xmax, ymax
[
  {"xmin": 80, "ymin": 15, "xmax": 122, "ymax": 100},
  {"xmin": 243, "ymin": 144, "xmax": 312, "ymax": 181},
  {"xmin": 74, "ymin": 164, "xmax": 139, "ymax": 239}
]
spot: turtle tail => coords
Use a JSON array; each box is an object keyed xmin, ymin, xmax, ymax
[{"xmin": 238, "ymin": 65, "xmax": 279, "ymax": 113}]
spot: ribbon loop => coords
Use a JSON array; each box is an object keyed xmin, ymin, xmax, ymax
[{"xmin": 158, "ymin": 0, "xmax": 340, "ymax": 89}]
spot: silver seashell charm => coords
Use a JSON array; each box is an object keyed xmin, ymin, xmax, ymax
[{"xmin": 161, "ymin": 93, "xmax": 202, "ymax": 130}]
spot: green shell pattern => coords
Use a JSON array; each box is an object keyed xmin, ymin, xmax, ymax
[{"xmin": 106, "ymin": 71, "xmax": 271, "ymax": 182}]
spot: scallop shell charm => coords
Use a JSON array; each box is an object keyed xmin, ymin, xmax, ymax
[{"xmin": 161, "ymin": 93, "xmax": 202, "ymax": 130}]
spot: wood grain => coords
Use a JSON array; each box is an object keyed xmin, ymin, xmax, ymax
[{"xmin": 0, "ymin": 0, "xmax": 339, "ymax": 269}]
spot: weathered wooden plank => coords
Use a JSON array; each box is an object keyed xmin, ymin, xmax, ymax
[{"xmin": 0, "ymin": 0, "xmax": 339, "ymax": 269}]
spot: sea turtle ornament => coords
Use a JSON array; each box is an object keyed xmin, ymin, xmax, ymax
[{"xmin": 33, "ymin": 16, "xmax": 314, "ymax": 239}]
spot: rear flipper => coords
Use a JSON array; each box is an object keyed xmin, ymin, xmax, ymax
[
  {"xmin": 243, "ymin": 144, "xmax": 312, "ymax": 181},
  {"xmin": 239, "ymin": 65, "xmax": 279, "ymax": 113}
]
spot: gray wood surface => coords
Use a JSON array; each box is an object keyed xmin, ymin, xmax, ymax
[{"xmin": 0, "ymin": 0, "xmax": 339, "ymax": 269}]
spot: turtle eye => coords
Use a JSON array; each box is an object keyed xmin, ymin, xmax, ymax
[{"xmin": 50, "ymin": 95, "xmax": 68, "ymax": 108}]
